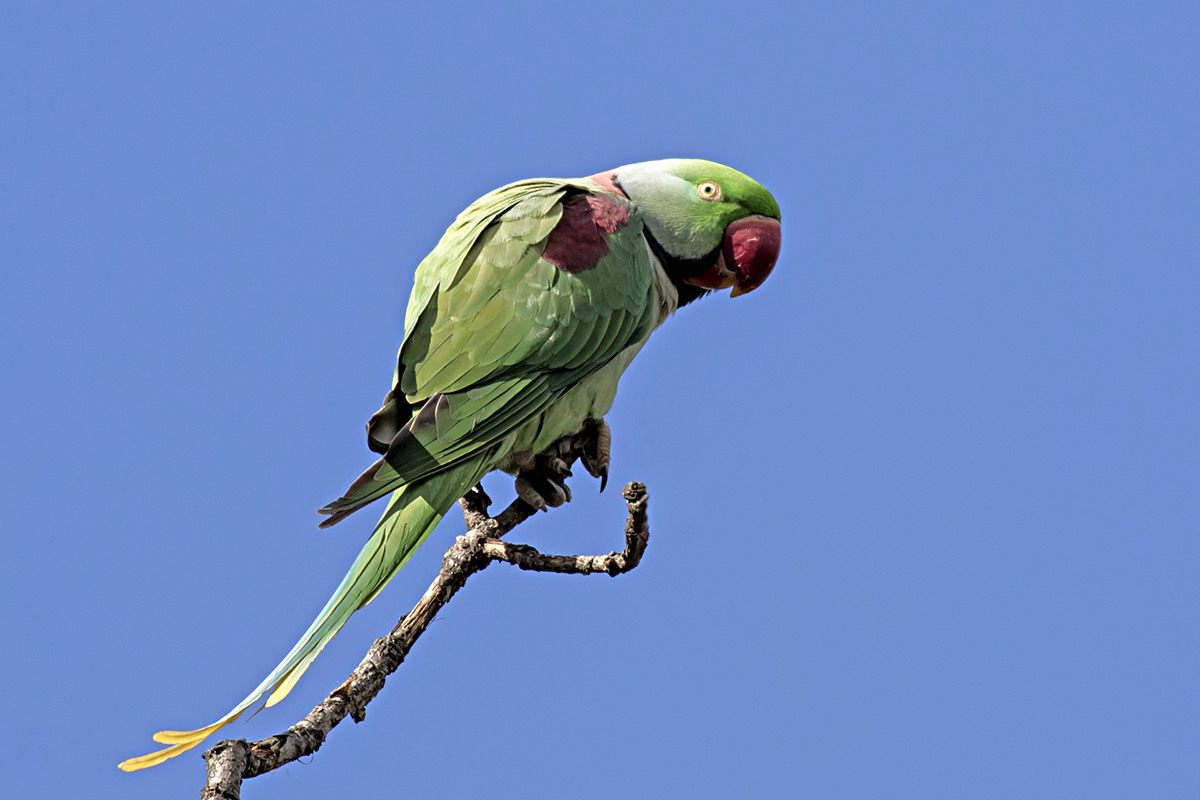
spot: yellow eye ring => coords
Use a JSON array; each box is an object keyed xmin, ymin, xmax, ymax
[{"xmin": 697, "ymin": 181, "xmax": 721, "ymax": 201}]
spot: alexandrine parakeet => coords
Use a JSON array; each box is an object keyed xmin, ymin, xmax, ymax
[{"xmin": 120, "ymin": 158, "xmax": 781, "ymax": 771}]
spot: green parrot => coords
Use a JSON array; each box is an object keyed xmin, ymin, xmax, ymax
[{"xmin": 120, "ymin": 158, "xmax": 781, "ymax": 771}]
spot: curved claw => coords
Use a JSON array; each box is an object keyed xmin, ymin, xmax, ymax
[{"xmin": 577, "ymin": 418, "xmax": 611, "ymax": 492}]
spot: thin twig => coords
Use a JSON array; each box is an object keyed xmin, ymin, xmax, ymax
[{"xmin": 201, "ymin": 481, "xmax": 650, "ymax": 799}]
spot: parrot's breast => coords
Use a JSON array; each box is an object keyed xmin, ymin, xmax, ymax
[{"xmin": 496, "ymin": 241, "xmax": 678, "ymax": 471}]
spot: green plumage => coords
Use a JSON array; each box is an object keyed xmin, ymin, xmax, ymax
[
  {"xmin": 319, "ymin": 178, "xmax": 654, "ymax": 523},
  {"xmin": 120, "ymin": 158, "xmax": 781, "ymax": 772}
]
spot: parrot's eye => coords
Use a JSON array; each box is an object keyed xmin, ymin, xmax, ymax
[{"xmin": 697, "ymin": 181, "xmax": 722, "ymax": 201}]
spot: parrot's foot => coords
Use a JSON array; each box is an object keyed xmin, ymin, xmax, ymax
[
  {"xmin": 515, "ymin": 452, "xmax": 573, "ymax": 512},
  {"xmin": 511, "ymin": 417, "xmax": 612, "ymax": 511}
]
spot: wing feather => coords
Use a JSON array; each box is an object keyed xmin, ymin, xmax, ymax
[{"xmin": 327, "ymin": 178, "xmax": 655, "ymax": 524}]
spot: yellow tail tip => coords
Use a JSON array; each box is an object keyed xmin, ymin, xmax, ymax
[
  {"xmin": 153, "ymin": 726, "xmax": 214, "ymax": 745},
  {"xmin": 119, "ymin": 713, "xmax": 244, "ymax": 771},
  {"xmin": 117, "ymin": 739, "xmax": 203, "ymax": 772}
]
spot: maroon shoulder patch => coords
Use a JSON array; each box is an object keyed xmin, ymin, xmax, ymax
[
  {"xmin": 586, "ymin": 169, "xmax": 628, "ymax": 198},
  {"xmin": 541, "ymin": 193, "xmax": 632, "ymax": 273}
]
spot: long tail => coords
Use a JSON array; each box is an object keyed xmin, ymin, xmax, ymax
[{"xmin": 118, "ymin": 455, "xmax": 489, "ymax": 772}]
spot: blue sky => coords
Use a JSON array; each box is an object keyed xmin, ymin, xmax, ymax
[{"xmin": 3, "ymin": 2, "xmax": 1197, "ymax": 798}]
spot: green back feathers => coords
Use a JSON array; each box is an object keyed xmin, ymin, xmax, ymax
[{"xmin": 322, "ymin": 176, "xmax": 658, "ymax": 522}]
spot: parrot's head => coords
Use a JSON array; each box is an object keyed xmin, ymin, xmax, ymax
[{"xmin": 607, "ymin": 158, "xmax": 781, "ymax": 304}]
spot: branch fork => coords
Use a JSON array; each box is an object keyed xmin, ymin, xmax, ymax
[{"xmin": 200, "ymin": 481, "xmax": 651, "ymax": 800}]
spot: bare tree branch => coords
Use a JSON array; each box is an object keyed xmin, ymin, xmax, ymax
[{"xmin": 200, "ymin": 481, "xmax": 650, "ymax": 800}]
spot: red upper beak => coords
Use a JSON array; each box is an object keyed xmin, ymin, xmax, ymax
[{"xmin": 724, "ymin": 215, "xmax": 781, "ymax": 297}]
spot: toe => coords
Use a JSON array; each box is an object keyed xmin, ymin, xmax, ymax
[{"xmin": 514, "ymin": 476, "xmax": 548, "ymax": 512}]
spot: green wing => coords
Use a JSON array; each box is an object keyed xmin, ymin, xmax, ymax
[{"xmin": 320, "ymin": 178, "xmax": 655, "ymax": 524}]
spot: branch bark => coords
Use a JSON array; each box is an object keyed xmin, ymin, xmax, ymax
[{"xmin": 200, "ymin": 481, "xmax": 650, "ymax": 800}]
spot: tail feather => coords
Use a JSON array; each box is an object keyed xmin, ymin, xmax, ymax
[
  {"xmin": 118, "ymin": 455, "xmax": 489, "ymax": 772},
  {"xmin": 317, "ymin": 456, "xmax": 400, "ymax": 529}
]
